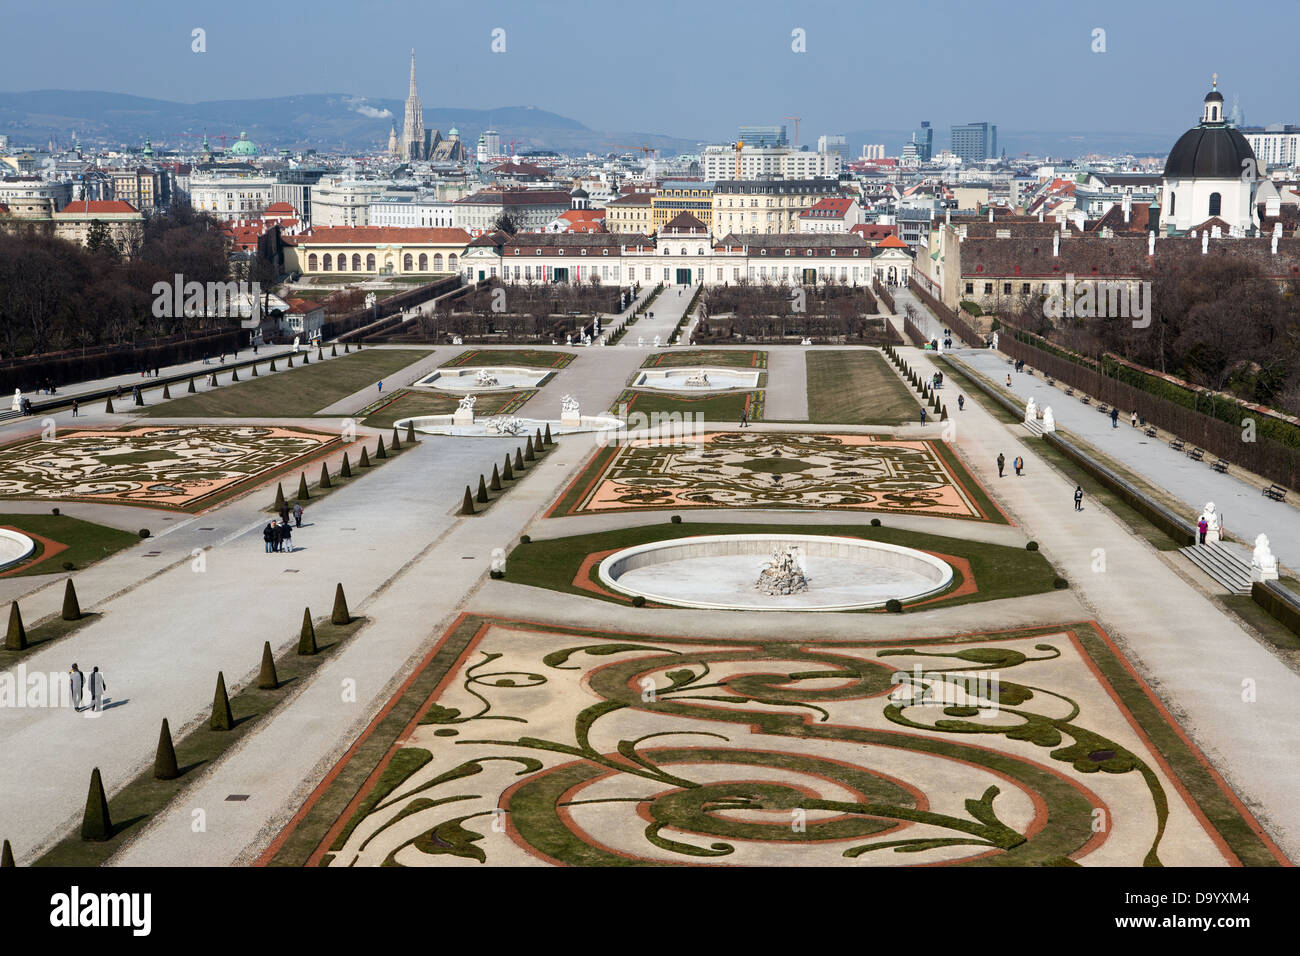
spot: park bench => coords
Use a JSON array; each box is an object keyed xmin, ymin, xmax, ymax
[
  {"xmin": 1064, "ymin": 387, "xmax": 1075, "ymax": 396},
  {"xmin": 1187, "ymin": 447, "xmax": 1205, "ymax": 462},
  {"xmin": 1097, "ymin": 403, "xmax": 1109, "ymax": 414},
  {"xmin": 1264, "ymin": 484, "xmax": 1288, "ymax": 502},
  {"xmin": 1169, "ymin": 438, "xmax": 1185, "ymax": 452},
  {"xmin": 1025, "ymin": 368, "xmax": 1035, "ymax": 376},
  {"xmin": 1079, "ymin": 395, "xmax": 1091, "ymax": 405},
  {"xmin": 1045, "ymin": 377, "xmax": 1055, "ymax": 386},
  {"xmin": 1144, "ymin": 426, "xmax": 1157, "ymax": 438},
  {"xmin": 1211, "ymin": 459, "xmax": 1230, "ymax": 474}
]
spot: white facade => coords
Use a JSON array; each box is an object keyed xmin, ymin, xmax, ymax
[
  {"xmin": 1242, "ymin": 126, "xmax": 1300, "ymax": 169},
  {"xmin": 700, "ymin": 145, "xmax": 842, "ymax": 181},
  {"xmin": 312, "ymin": 180, "xmax": 395, "ymax": 227},
  {"xmin": 189, "ymin": 167, "xmax": 277, "ymax": 219},
  {"xmin": 369, "ymin": 197, "xmax": 457, "ymax": 228}
]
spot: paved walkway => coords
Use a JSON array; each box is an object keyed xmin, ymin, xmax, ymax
[
  {"xmin": 903, "ymin": 346, "xmax": 1300, "ymax": 859},
  {"xmin": 961, "ymin": 349, "xmax": 1300, "ymax": 570},
  {"xmin": 763, "ymin": 348, "xmax": 808, "ymax": 420}
]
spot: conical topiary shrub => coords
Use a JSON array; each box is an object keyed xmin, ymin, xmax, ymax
[
  {"xmin": 273, "ymin": 482, "xmax": 286, "ymax": 512},
  {"xmin": 287, "ymin": 355, "xmax": 294, "ymax": 368},
  {"xmin": 251, "ymin": 364, "xmax": 258, "ymax": 377},
  {"xmin": 231, "ymin": 368, "xmax": 239, "ymax": 382},
  {"xmin": 104, "ymin": 398, "xmax": 114, "ymax": 414},
  {"xmin": 210, "ymin": 671, "xmax": 234, "ymax": 731},
  {"xmin": 257, "ymin": 641, "xmax": 279, "ymax": 689},
  {"xmin": 317, "ymin": 348, "xmax": 324, "ymax": 361},
  {"xmin": 405, "ymin": 420, "xmax": 416, "ymax": 444},
  {"xmin": 359, "ymin": 446, "xmax": 371, "ymax": 468},
  {"xmin": 62, "ymin": 578, "xmax": 81, "ymax": 621},
  {"xmin": 1, "ymin": 839, "xmax": 13, "ymax": 868},
  {"xmin": 476, "ymin": 475, "xmax": 489, "ymax": 504},
  {"xmin": 302, "ymin": 353, "xmax": 309, "ymax": 365},
  {"xmin": 154, "ymin": 718, "xmax": 179, "ymax": 780},
  {"xmin": 376, "ymin": 436, "xmax": 387, "ymax": 460},
  {"xmin": 298, "ymin": 607, "xmax": 318, "ymax": 655},
  {"xmin": 331, "ymin": 343, "xmax": 338, "ymax": 357},
  {"xmin": 524, "ymin": 437, "xmax": 535, "ymax": 461},
  {"xmin": 514, "ymin": 448, "xmax": 526, "ymax": 472},
  {"xmin": 80, "ymin": 768, "xmax": 112, "ymax": 841},
  {"xmin": 296, "ymin": 472, "xmax": 310, "ymax": 501},
  {"xmin": 188, "ymin": 377, "xmax": 196, "ymax": 393},
  {"xmin": 209, "ymin": 373, "xmax": 218, "ymax": 387},
  {"xmin": 490, "ymin": 464, "xmax": 502, "ymax": 492},
  {"xmin": 344, "ymin": 342, "xmax": 351, "ymax": 353},
  {"xmin": 331, "ymin": 583, "xmax": 351, "ymax": 624},
  {"xmin": 544, "ymin": 424, "xmax": 553, "ymax": 446},
  {"xmin": 162, "ymin": 384, "xmax": 171, "ymax": 399},
  {"xmin": 534, "ymin": 428, "xmax": 544, "ymax": 453},
  {"xmin": 503, "ymin": 455, "xmax": 514, "ymax": 481},
  {"xmin": 5, "ymin": 601, "xmax": 26, "ymax": 651},
  {"xmin": 319, "ymin": 461, "xmax": 332, "ymax": 489},
  {"xmin": 269, "ymin": 358, "xmax": 277, "ymax": 371},
  {"xmin": 461, "ymin": 485, "xmax": 476, "ymax": 515},
  {"xmin": 134, "ymin": 390, "xmax": 144, "ymax": 407},
  {"xmin": 340, "ymin": 452, "xmax": 352, "ymax": 478},
  {"xmin": 391, "ymin": 427, "xmax": 401, "ymax": 451}
]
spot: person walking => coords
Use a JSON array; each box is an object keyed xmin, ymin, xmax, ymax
[
  {"xmin": 69, "ymin": 664, "xmax": 85, "ymax": 713},
  {"xmin": 378, "ymin": 380, "xmax": 384, "ymax": 393},
  {"xmin": 279, "ymin": 500, "xmax": 290, "ymax": 526},
  {"xmin": 1110, "ymin": 407, "xmax": 1119, "ymax": 428},
  {"xmin": 1005, "ymin": 374, "xmax": 1012, "ymax": 388},
  {"xmin": 1198, "ymin": 516, "xmax": 1209, "ymax": 545},
  {"xmin": 89, "ymin": 666, "xmax": 107, "ymax": 713},
  {"xmin": 71, "ymin": 399, "xmax": 79, "ymax": 418},
  {"xmin": 739, "ymin": 406, "xmax": 748, "ymax": 428},
  {"xmin": 281, "ymin": 519, "xmax": 293, "ymax": 553},
  {"xmin": 271, "ymin": 522, "xmax": 283, "ymax": 553},
  {"xmin": 263, "ymin": 522, "xmax": 274, "ymax": 553},
  {"xmin": 919, "ymin": 407, "xmax": 927, "ymax": 426},
  {"xmin": 997, "ymin": 453, "xmax": 1006, "ymax": 477},
  {"xmin": 293, "ymin": 502, "xmax": 303, "ymax": 528},
  {"xmin": 1131, "ymin": 410, "xmax": 1138, "ymax": 428},
  {"xmin": 1074, "ymin": 486, "xmax": 1084, "ymax": 511},
  {"xmin": 1014, "ymin": 455, "xmax": 1024, "ymax": 476},
  {"xmin": 958, "ymin": 394, "xmax": 965, "ymax": 411}
]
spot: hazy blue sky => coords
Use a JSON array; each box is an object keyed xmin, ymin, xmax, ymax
[{"xmin": 3, "ymin": 0, "xmax": 1297, "ymax": 140}]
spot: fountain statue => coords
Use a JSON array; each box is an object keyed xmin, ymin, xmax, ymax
[
  {"xmin": 454, "ymin": 393, "xmax": 476, "ymax": 426},
  {"xmin": 684, "ymin": 370, "xmax": 711, "ymax": 388},
  {"xmin": 474, "ymin": 368, "xmax": 500, "ymax": 388},
  {"xmin": 10, "ymin": 389, "xmax": 19, "ymax": 412},
  {"xmin": 560, "ymin": 394, "xmax": 581, "ymax": 427},
  {"xmin": 1041, "ymin": 406, "xmax": 1056, "ymax": 432},
  {"xmin": 486, "ymin": 416, "xmax": 526, "ymax": 436},
  {"xmin": 991, "ymin": 331, "xmax": 999, "ymax": 350},
  {"xmin": 755, "ymin": 545, "xmax": 811, "ymax": 596},
  {"xmin": 1199, "ymin": 502, "xmax": 1221, "ymax": 543},
  {"xmin": 490, "ymin": 547, "xmax": 507, "ymax": 579},
  {"xmin": 1252, "ymin": 534, "xmax": 1279, "ymax": 581},
  {"xmin": 653, "ymin": 335, "xmax": 661, "ymax": 348}
]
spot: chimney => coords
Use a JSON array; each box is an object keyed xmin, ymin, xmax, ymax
[
  {"xmin": 1148, "ymin": 231, "xmax": 1155, "ymax": 257},
  {"xmin": 1038, "ymin": 207, "xmax": 1044, "ymax": 222},
  {"xmin": 1122, "ymin": 193, "xmax": 1131, "ymax": 223},
  {"xmin": 1272, "ymin": 233, "xmax": 1279, "ymax": 255},
  {"xmin": 988, "ymin": 206, "xmax": 993, "ymax": 222},
  {"xmin": 1052, "ymin": 231, "xmax": 1059, "ymax": 257},
  {"xmin": 1267, "ymin": 194, "xmax": 1281, "ymax": 218}
]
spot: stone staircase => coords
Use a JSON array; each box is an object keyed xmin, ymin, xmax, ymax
[
  {"xmin": 1022, "ymin": 418, "xmax": 1043, "ymax": 437},
  {"xmin": 1179, "ymin": 541, "xmax": 1253, "ymax": 594}
]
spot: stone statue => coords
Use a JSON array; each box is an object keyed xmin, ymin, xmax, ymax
[
  {"xmin": 684, "ymin": 370, "xmax": 711, "ymax": 388},
  {"xmin": 487, "ymin": 416, "xmax": 525, "ymax": 436},
  {"xmin": 453, "ymin": 392, "xmax": 476, "ymax": 426},
  {"xmin": 1041, "ymin": 406, "xmax": 1056, "ymax": 432},
  {"xmin": 1024, "ymin": 396, "xmax": 1037, "ymax": 424},
  {"xmin": 1252, "ymin": 534, "xmax": 1279, "ymax": 581},
  {"xmin": 566, "ymin": 334, "xmax": 573, "ymax": 346},
  {"xmin": 457, "ymin": 394, "xmax": 477, "ymax": 411},
  {"xmin": 756, "ymin": 545, "xmax": 811, "ymax": 596},
  {"xmin": 560, "ymin": 395, "xmax": 580, "ymax": 423},
  {"xmin": 637, "ymin": 336, "xmax": 645, "ymax": 348},
  {"xmin": 292, "ymin": 335, "xmax": 301, "ymax": 353},
  {"xmin": 1199, "ymin": 502, "xmax": 1221, "ymax": 543},
  {"xmin": 452, "ymin": 335, "xmax": 463, "ymax": 345},
  {"xmin": 490, "ymin": 547, "xmax": 507, "ymax": 578},
  {"xmin": 474, "ymin": 369, "xmax": 500, "ymax": 387},
  {"xmin": 653, "ymin": 335, "xmax": 661, "ymax": 348},
  {"xmin": 10, "ymin": 389, "xmax": 19, "ymax": 412},
  {"xmin": 991, "ymin": 331, "xmax": 999, "ymax": 350}
]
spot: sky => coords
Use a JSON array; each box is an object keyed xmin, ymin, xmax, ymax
[{"xmin": 2, "ymin": 0, "xmax": 1298, "ymax": 143}]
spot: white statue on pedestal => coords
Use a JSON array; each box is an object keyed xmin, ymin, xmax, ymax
[
  {"xmin": 1024, "ymin": 396, "xmax": 1037, "ymax": 424},
  {"xmin": 1252, "ymin": 534, "xmax": 1279, "ymax": 581},
  {"xmin": 1041, "ymin": 406, "xmax": 1056, "ymax": 432},
  {"xmin": 991, "ymin": 331, "xmax": 999, "ymax": 350},
  {"xmin": 10, "ymin": 389, "xmax": 19, "ymax": 412},
  {"xmin": 653, "ymin": 335, "xmax": 661, "ymax": 348},
  {"xmin": 490, "ymin": 547, "xmax": 507, "ymax": 578},
  {"xmin": 566, "ymin": 334, "xmax": 573, "ymax": 346},
  {"xmin": 292, "ymin": 335, "xmax": 301, "ymax": 353},
  {"xmin": 637, "ymin": 336, "xmax": 645, "ymax": 348},
  {"xmin": 560, "ymin": 394, "xmax": 580, "ymax": 426},
  {"xmin": 452, "ymin": 335, "xmax": 463, "ymax": 346},
  {"xmin": 453, "ymin": 393, "xmax": 476, "ymax": 425},
  {"xmin": 1199, "ymin": 502, "xmax": 1221, "ymax": 543}
]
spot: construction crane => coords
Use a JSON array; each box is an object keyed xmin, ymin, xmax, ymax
[
  {"xmin": 732, "ymin": 140, "xmax": 745, "ymax": 178},
  {"xmin": 783, "ymin": 115, "xmax": 801, "ymax": 149},
  {"xmin": 611, "ymin": 144, "xmax": 657, "ymax": 158}
]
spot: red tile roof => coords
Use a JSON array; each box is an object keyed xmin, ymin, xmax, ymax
[
  {"xmin": 799, "ymin": 197, "xmax": 854, "ymax": 218},
  {"xmin": 877, "ymin": 234, "xmax": 909, "ymax": 249},
  {"xmin": 850, "ymin": 223, "xmax": 898, "ymax": 240},
  {"xmin": 55, "ymin": 200, "xmax": 139, "ymax": 215}
]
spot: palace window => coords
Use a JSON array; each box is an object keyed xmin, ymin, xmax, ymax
[{"xmin": 1209, "ymin": 192, "xmax": 1222, "ymax": 216}]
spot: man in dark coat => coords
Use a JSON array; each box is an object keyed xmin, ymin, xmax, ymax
[
  {"xmin": 69, "ymin": 663, "xmax": 85, "ymax": 712},
  {"xmin": 263, "ymin": 522, "xmax": 274, "ymax": 553},
  {"xmin": 89, "ymin": 666, "xmax": 107, "ymax": 712}
]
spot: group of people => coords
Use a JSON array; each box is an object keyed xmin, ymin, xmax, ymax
[
  {"xmin": 996, "ymin": 452, "xmax": 1026, "ymax": 477},
  {"xmin": 68, "ymin": 663, "xmax": 108, "ymax": 713},
  {"xmin": 263, "ymin": 502, "xmax": 304, "ymax": 553}
]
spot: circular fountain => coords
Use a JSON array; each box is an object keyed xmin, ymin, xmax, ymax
[
  {"xmin": 394, "ymin": 394, "xmax": 622, "ymax": 438},
  {"xmin": 0, "ymin": 529, "xmax": 36, "ymax": 571},
  {"xmin": 597, "ymin": 534, "xmax": 953, "ymax": 611},
  {"xmin": 417, "ymin": 367, "xmax": 551, "ymax": 392},
  {"xmin": 631, "ymin": 367, "xmax": 761, "ymax": 392}
]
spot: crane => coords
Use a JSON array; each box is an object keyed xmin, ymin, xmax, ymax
[
  {"xmin": 732, "ymin": 140, "xmax": 745, "ymax": 178},
  {"xmin": 611, "ymin": 144, "xmax": 657, "ymax": 158},
  {"xmin": 783, "ymin": 115, "xmax": 801, "ymax": 149}
]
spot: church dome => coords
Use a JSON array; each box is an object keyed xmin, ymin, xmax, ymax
[
  {"xmin": 1163, "ymin": 84, "xmax": 1254, "ymax": 180},
  {"xmin": 230, "ymin": 131, "xmax": 258, "ymax": 157}
]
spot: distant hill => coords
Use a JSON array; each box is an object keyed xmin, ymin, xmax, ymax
[{"xmin": 0, "ymin": 90, "xmax": 701, "ymax": 156}]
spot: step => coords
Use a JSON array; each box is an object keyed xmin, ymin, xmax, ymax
[
  {"xmin": 1022, "ymin": 419, "xmax": 1043, "ymax": 437},
  {"xmin": 1179, "ymin": 542, "xmax": 1252, "ymax": 594}
]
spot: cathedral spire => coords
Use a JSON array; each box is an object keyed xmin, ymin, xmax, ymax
[{"xmin": 409, "ymin": 49, "xmax": 418, "ymax": 98}]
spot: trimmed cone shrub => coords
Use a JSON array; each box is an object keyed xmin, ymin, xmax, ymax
[
  {"xmin": 519, "ymin": 534, "xmax": 531, "ymax": 544},
  {"xmin": 359, "ymin": 446, "xmax": 371, "ymax": 468},
  {"xmin": 490, "ymin": 464, "xmax": 502, "ymax": 492},
  {"xmin": 209, "ymin": 374, "xmax": 218, "ymax": 386},
  {"xmin": 104, "ymin": 398, "xmax": 114, "ymax": 413},
  {"xmin": 302, "ymin": 353, "xmax": 310, "ymax": 365},
  {"xmin": 251, "ymin": 364, "xmax": 259, "ymax": 377},
  {"xmin": 319, "ymin": 461, "xmax": 332, "ymax": 489},
  {"xmin": 544, "ymin": 424, "xmax": 553, "ymax": 446},
  {"xmin": 134, "ymin": 390, "xmax": 144, "ymax": 406},
  {"xmin": 62, "ymin": 579, "xmax": 81, "ymax": 621},
  {"xmin": 80, "ymin": 768, "xmax": 112, "ymax": 841},
  {"xmin": 503, "ymin": 455, "xmax": 514, "ymax": 481},
  {"xmin": 391, "ymin": 427, "xmax": 401, "ymax": 451},
  {"xmin": 1, "ymin": 839, "xmax": 13, "ymax": 868},
  {"xmin": 298, "ymin": 608, "xmax": 318, "ymax": 655},
  {"xmin": 331, "ymin": 583, "xmax": 351, "ymax": 624},
  {"xmin": 273, "ymin": 482, "xmax": 286, "ymax": 512},
  {"xmin": 162, "ymin": 384, "xmax": 171, "ymax": 399},
  {"xmin": 270, "ymin": 359, "xmax": 277, "ymax": 371},
  {"xmin": 188, "ymin": 377, "xmax": 196, "ymax": 393},
  {"xmin": 461, "ymin": 485, "xmax": 476, "ymax": 515},
  {"xmin": 5, "ymin": 601, "xmax": 26, "ymax": 651},
  {"xmin": 257, "ymin": 641, "xmax": 279, "ymax": 689},
  {"xmin": 476, "ymin": 475, "xmax": 489, "ymax": 503},
  {"xmin": 1053, "ymin": 576, "xmax": 1070, "ymax": 590},
  {"xmin": 340, "ymin": 452, "xmax": 352, "ymax": 478},
  {"xmin": 631, "ymin": 595, "xmax": 647, "ymax": 607},
  {"xmin": 297, "ymin": 472, "xmax": 310, "ymax": 501},
  {"xmin": 344, "ymin": 343, "xmax": 351, "ymax": 353},
  {"xmin": 405, "ymin": 420, "xmax": 416, "ymax": 444},
  {"xmin": 534, "ymin": 428, "xmax": 544, "ymax": 452},
  {"xmin": 154, "ymin": 718, "xmax": 179, "ymax": 780},
  {"xmin": 318, "ymin": 348, "xmax": 324, "ymax": 361},
  {"xmin": 671, "ymin": 515, "xmax": 682, "ymax": 524},
  {"xmin": 231, "ymin": 368, "xmax": 239, "ymax": 382},
  {"xmin": 376, "ymin": 436, "xmax": 387, "ymax": 460},
  {"xmin": 210, "ymin": 671, "xmax": 234, "ymax": 731},
  {"xmin": 870, "ymin": 518, "xmax": 882, "ymax": 527},
  {"xmin": 514, "ymin": 448, "xmax": 525, "ymax": 471},
  {"xmin": 287, "ymin": 356, "xmax": 294, "ymax": 368},
  {"xmin": 524, "ymin": 437, "xmax": 535, "ymax": 462},
  {"xmin": 331, "ymin": 343, "xmax": 338, "ymax": 357}
]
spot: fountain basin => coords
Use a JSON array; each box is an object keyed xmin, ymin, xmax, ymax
[
  {"xmin": 597, "ymin": 534, "xmax": 953, "ymax": 611},
  {"xmin": 394, "ymin": 415, "xmax": 624, "ymax": 438},
  {"xmin": 417, "ymin": 367, "xmax": 551, "ymax": 391},
  {"xmin": 631, "ymin": 367, "xmax": 761, "ymax": 391},
  {"xmin": 0, "ymin": 529, "xmax": 36, "ymax": 571}
]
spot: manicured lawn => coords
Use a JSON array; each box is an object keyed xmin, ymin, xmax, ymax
[
  {"xmin": 141, "ymin": 349, "xmax": 430, "ymax": 418},
  {"xmin": 611, "ymin": 389, "xmax": 763, "ymax": 422},
  {"xmin": 642, "ymin": 349, "xmax": 767, "ymax": 369},
  {"xmin": 0, "ymin": 512, "xmax": 140, "ymax": 577},
  {"xmin": 504, "ymin": 520, "xmax": 1058, "ymax": 611},
  {"xmin": 806, "ymin": 350, "xmax": 919, "ymax": 425},
  {"xmin": 360, "ymin": 389, "xmax": 533, "ymax": 429},
  {"xmin": 445, "ymin": 349, "xmax": 574, "ymax": 369}
]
